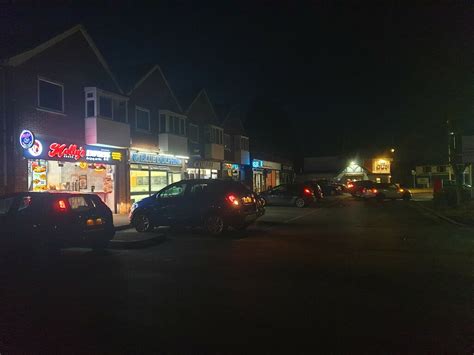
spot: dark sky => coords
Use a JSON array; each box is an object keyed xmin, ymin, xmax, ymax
[{"xmin": 1, "ymin": 1, "xmax": 472, "ymax": 160}]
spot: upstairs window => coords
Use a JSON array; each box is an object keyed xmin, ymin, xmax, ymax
[
  {"xmin": 159, "ymin": 114, "xmax": 167, "ymax": 133},
  {"xmin": 85, "ymin": 88, "xmax": 127, "ymax": 122},
  {"xmin": 38, "ymin": 78, "xmax": 63, "ymax": 112},
  {"xmin": 209, "ymin": 126, "xmax": 223, "ymax": 145},
  {"xmin": 189, "ymin": 124, "xmax": 199, "ymax": 142},
  {"xmin": 136, "ymin": 107, "xmax": 151, "ymax": 131},
  {"xmin": 224, "ymin": 134, "xmax": 231, "ymax": 151},
  {"xmin": 437, "ymin": 166, "xmax": 446, "ymax": 173},
  {"xmin": 99, "ymin": 96, "xmax": 112, "ymax": 118},
  {"xmin": 423, "ymin": 166, "xmax": 432, "ymax": 173}
]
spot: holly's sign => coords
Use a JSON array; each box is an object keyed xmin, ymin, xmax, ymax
[
  {"xmin": 48, "ymin": 143, "xmax": 86, "ymax": 160},
  {"xmin": 20, "ymin": 131, "xmax": 123, "ymax": 164}
]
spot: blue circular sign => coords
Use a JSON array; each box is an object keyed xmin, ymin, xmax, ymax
[{"xmin": 19, "ymin": 129, "xmax": 35, "ymax": 149}]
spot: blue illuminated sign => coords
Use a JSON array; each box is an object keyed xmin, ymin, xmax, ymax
[
  {"xmin": 252, "ymin": 159, "xmax": 263, "ymax": 168},
  {"xmin": 130, "ymin": 152, "xmax": 182, "ymax": 166}
]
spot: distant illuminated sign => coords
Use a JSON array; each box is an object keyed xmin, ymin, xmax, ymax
[
  {"xmin": 252, "ymin": 159, "xmax": 263, "ymax": 168},
  {"xmin": 28, "ymin": 139, "xmax": 43, "ymax": 157},
  {"xmin": 224, "ymin": 163, "xmax": 240, "ymax": 170},
  {"xmin": 372, "ymin": 159, "xmax": 391, "ymax": 174}
]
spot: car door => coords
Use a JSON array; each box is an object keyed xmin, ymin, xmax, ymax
[
  {"xmin": 277, "ymin": 184, "xmax": 294, "ymax": 205},
  {"xmin": 183, "ymin": 182, "xmax": 214, "ymax": 225},
  {"xmin": 386, "ymin": 184, "xmax": 401, "ymax": 198},
  {"xmin": 269, "ymin": 185, "xmax": 288, "ymax": 205},
  {"xmin": 155, "ymin": 181, "xmax": 188, "ymax": 225}
]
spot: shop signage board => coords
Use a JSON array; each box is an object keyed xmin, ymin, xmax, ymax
[
  {"xmin": 252, "ymin": 159, "xmax": 281, "ymax": 170},
  {"xmin": 223, "ymin": 163, "xmax": 240, "ymax": 170},
  {"xmin": 193, "ymin": 160, "xmax": 221, "ymax": 170},
  {"xmin": 372, "ymin": 159, "xmax": 391, "ymax": 174},
  {"xmin": 20, "ymin": 131, "xmax": 123, "ymax": 164},
  {"xmin": 130, "ymin": 151, "xmax": 182, "ymax": 166}
]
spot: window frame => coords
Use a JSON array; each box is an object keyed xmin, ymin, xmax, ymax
[
  {"xmin": 189, "ymin": 123, "xmax": 199, "ymax": 143},
  {"xmin": 38, "ymin": 77, "xmax": 64, "ymax": 113},
  {"xmin": 135, "ymin": 106, "xmax": 152, "ymax": 133}
]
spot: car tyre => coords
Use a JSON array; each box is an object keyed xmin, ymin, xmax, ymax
[
  {"xmin": 295, "ymin": 198, "xmax": 306, "ymax": 208},
  {"xmin": 403, "ymin": 194, "xmax": 411, "ymax": 201},
  {"xmin": 204, "ymin": 214, "xmax": 225, "ymax": 236},
  {"xmin": 134, "ymin": 213, "xmax": 154, "ymax": 233}
]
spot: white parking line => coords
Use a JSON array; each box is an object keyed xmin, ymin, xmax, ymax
[{"xmin": 283, "ymin": 209, "xmax": 320, "ymax": 223}]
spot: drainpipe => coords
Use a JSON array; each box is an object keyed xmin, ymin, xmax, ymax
[{"xmin": 1, "ymin": 65, "xmax": 7, "ymax": 192}]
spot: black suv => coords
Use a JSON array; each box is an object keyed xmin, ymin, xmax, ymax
[
  {"xmin": 0, "ymin": 192, "xmax": 115, "ymax": 254},
  {"xmin": 129, "ymin": 179, "xmax": 264, "ymax": 235}
]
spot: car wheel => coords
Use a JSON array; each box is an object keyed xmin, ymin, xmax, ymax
[
  {"xmin": 403, "ymin": 194, "xmax": 411, "ymax": 201},
  {"xmin": 295, "ymin": 197, "xmax": 305, "ymax": 208},
  {"xmin": 134, "ymin": 213, "xmax": 153, "ymax": 232},
  {"xmin": 204, "ymin": 214, "xmax": 225, "ymax": 236}
]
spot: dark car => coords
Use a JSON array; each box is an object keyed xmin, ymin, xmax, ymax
[
  {"xmin": 304, "ymin": 181, "xmax": 324, "ymax": 200},
  {"xmin": 260, "ymin": 183, "xmax": 316, "ymax": 208},
  {"xmin": 347, "ymin": 180, "xmax": 376, "ymax": 197},
  {"xmin": 129, "ymin": 179, "xmax": 264, "ymax": 235},
  {"xmin": 0, "ymin": 192, "xmax": 115, "ymax": 254},
  {"xmin": 316, "ymin": 179, "xmax": 343, "ymax": 196}
]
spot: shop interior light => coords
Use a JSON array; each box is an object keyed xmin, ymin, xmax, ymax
[{"xmin": 175, "ymin": 155, "xmax": 190, "ymax": 159}]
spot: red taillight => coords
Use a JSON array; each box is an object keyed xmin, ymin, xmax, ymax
[
  {"xmin": 372, "ymin": 188, "xmax": 378, "ymax": 194},
  {"xmin": 226, "ymin": 194, "xmax": 240, "ymax": 206},
  {"xmin": 362, "ymin": 188, "xmax": 367, "ymax": 193},
  {"xmin": 57, "ymin": 199, "xmax": 68, "ymax": 212},
  {"xmin": 348, "ymin": 183, "xmax": 354, "ymax": 188},
  {"xmin": 304, "ymin": 188, "xmax": 311, "ymax": 195}
]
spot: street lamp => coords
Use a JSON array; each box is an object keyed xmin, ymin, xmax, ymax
[{"xmin": 390, "ymin": 148, "xmax": 395, "ymax": 153}]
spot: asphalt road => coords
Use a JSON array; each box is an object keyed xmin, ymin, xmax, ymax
[{"xmin": 1, "ymin": 196, "xmax": 472, "ymax": 353}]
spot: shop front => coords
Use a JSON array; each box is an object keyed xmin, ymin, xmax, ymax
[
  {"xmin": 252, "ymin": 159, "xmax": 282, "ymax": 193},
  {"xmin": 221, "ymin": 162, "xmax": 241, "ymax": 181},
  {"xmin": 129, "ymin": 150, "xmax": 185, "ymax": 203},
  {"xmin": 186, "ymin": 160, "xmax": 221, "ymax": 179},
  {"xmin": 20, "ymin": 130, "xmax": 125, "ymax": 212}
]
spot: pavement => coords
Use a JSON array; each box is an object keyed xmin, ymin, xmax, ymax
[{"xmin": 1, "ymin": 194, "xmax": 472, "ymax": 353}]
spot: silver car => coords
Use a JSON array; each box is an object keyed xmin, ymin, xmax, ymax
[{"xmin": 361, "ymin": 183, "xmax": 412, "ymax": 201}]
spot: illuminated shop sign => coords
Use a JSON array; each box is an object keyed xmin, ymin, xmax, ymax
[
  {"xmin": 223, "ymin": 163, "xmax": 240, "ymax": 170},
  {"xmin": 130, "ymin": 151, "xmax": 182, "ymax": 166},
  {"xmin": 19, "ymin": 129, "xmax": 35, "ymax": 149},
  {"xmin": 372, "ymin": 159, "xmax": 391, "ymax": 174},
  {"xmin": 252, "ymin": 159, "xmax": 281, "ymax": 170},
  {"xmin": 20, "ymin": 130, "xmax": 123, "ymax": 164}
]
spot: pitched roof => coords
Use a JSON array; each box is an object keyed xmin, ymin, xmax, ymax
[
  {"xmin": 186, "ymin": 89, "xmax": 220, "ymax": 126},
  {"xmin": 222, "ymin": 105, "xmax": 246, "ymax": 136},
  {"xmin": 2, "ymin": 24, "xmax": 123, "ymax": 94},
  {"xmin": 124, "ymin": 64, "xmax": 183, "ymax": 112}
]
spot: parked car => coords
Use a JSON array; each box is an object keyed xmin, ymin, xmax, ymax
[
  {"xmin": 260, "ymin": 183, "xmax": 316, "ymax": 208},
  {"xmin": 130, "ymin": 179, "xmax": 263, "ymax": 235},
  {"xmin": 315, "ymin": 179, "xmax": 343, "ymax": 196},
  {"xmin": 304, "ymin": 181, "xmax": 324, "ymax": 200},
  {"xmin": 360, "ymin": 183, "xmax": 412, "ymax": 201},
  {"xmin": 0, "ymin": 192, "xmax": 115, "ymax": 255},
  {"xmin": 348, "ymin": 180, "xmax": 376, "ymax": 197}
]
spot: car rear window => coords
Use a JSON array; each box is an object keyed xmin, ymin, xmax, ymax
[
  {"xmin": 221, "ymin": 182, "xmax": 252, "ymax": 196},
  {"xmin": 0, "ymin": 197, "xmax": 15, "ymax": 216},
  {"xmin": 68, "ymin": 196, "xmax": 91, "ymax": 210}
]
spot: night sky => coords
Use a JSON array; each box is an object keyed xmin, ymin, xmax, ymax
[{"xmin": 1, "ymin": 1, "xmax": 472, "ymax": 163}]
